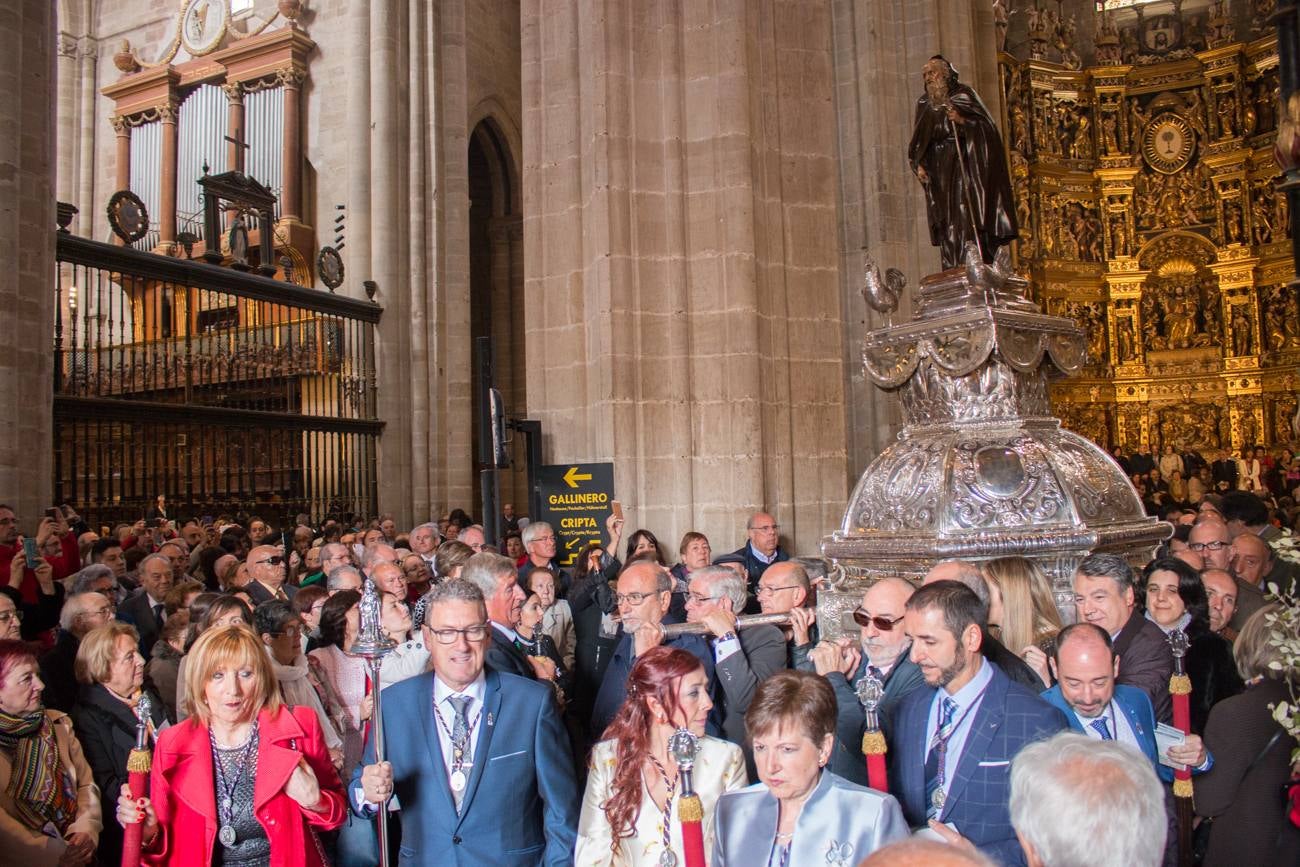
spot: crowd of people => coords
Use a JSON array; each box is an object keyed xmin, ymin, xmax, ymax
[
  {"xmin": 1111, "ymin": 442, "xmax": 1300, "ymax": 523},
  {"xmin": 0, "ymin": 492, "xmax": 1295, "ymax": 867}
]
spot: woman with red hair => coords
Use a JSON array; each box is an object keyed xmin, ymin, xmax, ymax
[
  {"xmin": 0, "ymin": 638, "xmax": 101, "ymax": 866},
  {"xmin": 576, "ymin": 645, "xmax": 746, "ymax": 866}
]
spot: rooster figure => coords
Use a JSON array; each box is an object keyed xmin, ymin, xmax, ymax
[{"xmin": 861, "ymin": 250, "xmax": 907, "ymax": 314}]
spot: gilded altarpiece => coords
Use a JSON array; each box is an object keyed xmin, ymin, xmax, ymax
[{"xmin": 999, "ymin": 4, "xmax": 1299, "ymax": 456}]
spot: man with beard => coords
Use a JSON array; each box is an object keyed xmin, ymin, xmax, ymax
[
  {"xmin": 908, "ymin": 55, "xmax": 1018, "ymax": 269},
  {"xmin": 888, "ymin": 581, "xmax": 1066, "ymax": 866}
]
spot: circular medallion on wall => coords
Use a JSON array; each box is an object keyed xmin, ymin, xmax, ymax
[
  {"xmin": 317, "ymin": 246, "xmax": 345, "ymax": 290},
  {"xmin": 180, "ymin": 0, "xmax": 230, "ymax": 57},
  {"xmin": 1142, "ymin": 112, "xmax": 1196, "ymax": 174},
  {"xmin": 106, "ymin": 190, "xmax": 150, "ymax": 243}
]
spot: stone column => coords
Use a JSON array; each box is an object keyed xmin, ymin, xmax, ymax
[
  {"xmin": 158, "ymin": 101, "xmax": 178, "ymax": 254},
  {"xmin": 278, "ymin": 67, "xmax": 306, "ymax": 222},
  {"xmin": 830, "ymin": 0, "xmax": 1001, "ymax": 477},
  {"xmin": 112, "ymin": 115, "xmax": 130, "ymax": 191},
  {"xmin": 55, "ymin": 34, "xmax": 77, "ymax": 205},
  {"xmin": 523, "ymin": 0, "xmax": 849, "ymax": 553},
  {"xmin": 0, "ymin": 0, "xmax": 56, "ymax": 516},
  {"xmin": 76, "ymin": 37, "xmax": 97, "ymax": 238}
]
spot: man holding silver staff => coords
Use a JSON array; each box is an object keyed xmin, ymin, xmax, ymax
[
  {"xmin": 908, "ymin": 55, "xmax": 1018, "ymax": 270},
  {"xmin": 353, "ymin": 578, "xmax": 579, "ymax": 866}
]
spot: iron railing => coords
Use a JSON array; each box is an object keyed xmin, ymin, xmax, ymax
[{"xmin": 53, "ymin": 232, "xmax": 382, "ymax": 528}]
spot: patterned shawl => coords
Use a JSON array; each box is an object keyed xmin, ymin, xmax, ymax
[{"xmin": 0, "ymin": 708, "xmax": 78, "ymax": 834}]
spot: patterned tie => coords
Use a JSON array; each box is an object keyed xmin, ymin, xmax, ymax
[
  {"xmin": 1089, "ymin": 717, "xmax": 1113, "ymax": 741},
  {"xmin": 867, "ymin": 665, "xmax": 884, "ymax": 682},
  {"xmin": 924, "ymin": 698, "xmax": 958, "ymax": 818},
  {"xmin": 447, "ymin": 694, "xmax": 473, "ymax": 810}
]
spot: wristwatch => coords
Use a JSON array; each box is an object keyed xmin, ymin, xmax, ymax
[{"xmin": 718, "ymin": 631, "xmax": 737, "ymax": 643}]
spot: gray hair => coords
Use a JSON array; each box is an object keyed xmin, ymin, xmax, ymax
[
  {"xmin": 620, "ymin": 559, "xmax": 674, "ymax": 594},
  {"xmin": 1075, "ymin": 552, "xmax": 1136, "ymax": 595},
  {"xmin": 360, "ymin": 544, "xmax": 398, "ymax": 572},
  {"xmin": 60, "ymin": 592, "xmax": 103, "ymax": 632},
  {"xmin": 934, "ymin": 560, "xmax": 991, "ymax": 608},
  {"xmin": 458, "ymin": 524, "xmax": 485, "ymax": 541},
  {"xmin": 327, "ymin": 565, "xmax": 364, "ymax": 592},
  {"xmin": 320, "ymin": 542, "xmax": 350, "ymax": 562},
  {"xmin": 420, "ymin": 578, "xmax": 487, "ymax": 618},
  {"xmin": 411, "ymin": 522, "xmax": 440, "ymax": 538},
  {"xmin": 520, "ymin": 521, "xmax": 552, "ymax": 547},
  {"xmin": 461, "ymin": 552, "xmax": 517, "ymax": 599},
  {"xmin": 693, "ymin": 565, "xmax": 748, "ymax": 612},
  {"xmin": 1010, "ymin": 732, "xmax": 1165, "ymax": 867},
  {"xmin": 69, "ymin": 564, "xmax": 116, "ymax": 595},
  {"xmin": 139, "ymin": 552, "xmax": 173, "ymax": 574},
  {"xmin": 792, "ymin": 558, "xmax": 823, "ymax": 590}
]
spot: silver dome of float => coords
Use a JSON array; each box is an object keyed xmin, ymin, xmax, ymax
[{"xmin": 819, "ymin": 257, "xmax": 1171, "ymax": 630}]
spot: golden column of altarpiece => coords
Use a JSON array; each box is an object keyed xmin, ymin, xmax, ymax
[{"xmin": 998, "ymin": 12, "xmax": 1297, "ymax": 458}]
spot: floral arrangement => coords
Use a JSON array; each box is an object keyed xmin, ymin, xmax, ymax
[
  {"xmin": 1271, "ymin": 528, "xmax": 1300, "ymax": 567},
  {"xmin": 1264, "ymin": 577, "xmax": 1300, "ymax": 764}
]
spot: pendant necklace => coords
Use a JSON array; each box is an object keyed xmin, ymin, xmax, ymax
[
  {"xmin": 646, "ymin": 754, "xmax": 679, "ymax": 867},
  {"xmin": 210, "ymin": 722, "xmax": 259, "ymax": 849},
  {"xmin": 433, "ymin": 700, "xmax": 482, "ymax": 794}
]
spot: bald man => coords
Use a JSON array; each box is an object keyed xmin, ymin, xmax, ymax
[
  {"xmin": 800, "ymin": 576, "xmax": 926, "ymax": 785},
  {"xmin": 1200, "ymin": 568, "xmax": 1240, "ymax": 638},
  {"xmin": 1188, "ymin": 520, "xmax": 1231, "ymax": 571},
  {"xmin": 1226, "ymin": 533, "xmax": 1272, "ymax": 634},
  {"xmin": 857, "ymin": 838, "xmax": 996, "ymax": 867},
  {"xmin": 922, "ymin": 560, "xmax": 1043, "ymax": 693}
]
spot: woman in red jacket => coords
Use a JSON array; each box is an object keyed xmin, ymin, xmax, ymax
[{"xmin": 116, "ymin": 625, "xmax": 346, "ymax": 867}]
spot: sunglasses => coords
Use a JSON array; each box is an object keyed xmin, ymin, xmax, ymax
[
  {"xmin": 255, "ymin": 555, "xmax": 286, "ymax": 566},
  {"xmin": 852, "ymin": 608, "xmax": 904, "ymax": 631}
]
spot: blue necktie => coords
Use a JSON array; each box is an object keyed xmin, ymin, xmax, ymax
[
  {"xmin": 1089, "ymin": 717, "xmax": 1113, "ymax": 741},
  {"xmin": 924, "ymin": 698, "xmax": 958, "ymax": 818}
]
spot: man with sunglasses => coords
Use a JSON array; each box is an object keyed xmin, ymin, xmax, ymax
[
  {"xmin": 800, "ymin": 577, "xmax": 926, "ymax": 784},
  {"xmin": 244, "ymin": 544, "xmax": 297, "ymax": 604},
  {"xmin": 355, "ymin": 578, "xmax": 579, "ymax": 865}
]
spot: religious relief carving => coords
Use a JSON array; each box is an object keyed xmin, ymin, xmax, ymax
[
  {"xmin": 1158, "ymin": 403, "xmax": 1223, "ymax": 451},
  {"xmin": 1095, "ymin": 12, "xmax": 1123, "ymax": 66},
  {"xmin": 1064, "ymin": 202, "xmax": 1104, "ymax": 262},
  {"xmin": 1252, "ymin": 72, "xmax": 1279, "ymax": 134},
  {"xmin": 1059, "ymin": 403, "xmax": 1110, "ymax": 447},
  {"xmin": 1108, "ymin": 209, "xmax": 1130, "ymax": 257},
  {"xmin": 1205, "ymin": 1, "xmax": 1236, "ymax": 49},
  {"xmin": 1253, "ymin": 0, "xmax": 1278, "ymax": 37},
  {"xmin": 1215, "ymin": 88, "xmax": 1238, "ymax": 139},
  {"xmin": 1251, "ymin": 181, "xmax": 1276, "ymax": 245},
  {"xmin": 1262, "ymin": 285, "xmax": 1300, "ymax": 351},
  {"xmin": 1230, "ymin": 302, "xmax": 1256, "ymax": 357}
]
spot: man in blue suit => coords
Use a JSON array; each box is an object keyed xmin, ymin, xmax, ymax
[
  {"xmin": 1041, "ymin": 622, "xmax": 1209, "ymax": 783},
  {"xmin": 887, "ymin": 581, "xmax": 1067, "ymax": 867},
  {"xmin": 354, "ymin": 578, "xmax": 579, "ymax": 866}
]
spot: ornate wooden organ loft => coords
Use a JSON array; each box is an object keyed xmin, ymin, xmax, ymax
[{"xmin": 999, "ymin": 0, "xmax": 1297, "ymax": 456}]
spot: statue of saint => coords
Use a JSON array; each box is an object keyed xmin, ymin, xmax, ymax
[
  {"xmin": 908, "ymin": 56, "xmax": 1019, "ymax": 269},
  {"xmin": 1166, "ymin": 286, "xmax": 1196, "ymax": 349}
]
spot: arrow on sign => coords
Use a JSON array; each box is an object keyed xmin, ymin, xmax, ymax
[{"xmin": 563, "ymin": 466, "xmax": 593, "ymax": 488}]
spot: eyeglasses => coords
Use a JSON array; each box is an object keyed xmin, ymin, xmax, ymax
[
  {"xmin": 615, "ymin": 591, "xmax": 659, "ymax": 606},
  {"xmin": 0, "ymin": 609, "xmax": 23, "ymax": 624},
  {"xmin": 755, "ymin": 584, "xmax": 800, "ymax": 596},
  {"xmin": 532, "ymin": 535, "xmax": 556, "ymax": 544},
  {"xmin": 255, "ymin": 555, "xmax": 286, "ymax": 566},
  {"xmin": 426, "ymin": 624, "xmax": 490, "ymax": 644},
  {"xmin": 1188, "ymin": 541, "xmax": 1227, "ymax": 552},
  {"xmin": 81, "ymin": 606, "xmax": 115, "ymax": 619},
  {"xmin": 750, "ymin": 524, "xmax": 779, "ymax": 533},
  {"xmin": 274, "ymin": 625, "xmax": 304, "ymax": 639},
  {"xmin": 685, "ymin": 592, "xmax": 721, "ymax": 605},
  {"xmin": 852, "ymin": 608, "xmax": 904, "ymax": 631}
]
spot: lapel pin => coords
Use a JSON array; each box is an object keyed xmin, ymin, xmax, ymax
[{"xmin": 486, "ymin": 712, "xmax": 495, "ymax": 727}]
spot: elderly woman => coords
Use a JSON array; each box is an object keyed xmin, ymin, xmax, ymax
[
  {"xmin": 307, "ymin": 590, "xmax": 371, "ymax": 773},
  {"xmin": 712, "ymin": 670, "xmax": 907, "ymax": 866},
  {"xmin": 400, "ymin": 553, "xmax": 433, "ymax": 602},
  {"xmin": 70, "ymin": 623, "xmax": 166, "ymax": 865},
  {"xmin": 116, "ymin": 626, "xmax": 347, "ymax": 866},
  {"xmin": 253, "ymin": 600, "xmax": 344, "ymax": 770},
  {"xmin": 1140, "ymin": 556, "xmax": 1243, "ymax": 733},
  {"xmin": 1194, "ymin": 605, "xmax": 1300, "ymax": 866},
  {"xmin": 576, "ymin": 645, "xmax": 746, "ymax": 866},
  {"xmin": 173, "ymin": 594, "xmax": 253, "ymax": 723},
  {"xmin": 146, "ymin": 610, "xmax": 189, "ymax": 721},
  {"xmin": 0, "ymin": 639, "xmax": 100, "ymax": 866}
]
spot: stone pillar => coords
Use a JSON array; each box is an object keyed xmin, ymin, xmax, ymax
[
  {"xmin": 523, "ymin": 0, "xmax": 848, "ymax": 553},
  {"xmin": 112, "ymin": 115, "xmax": 130, "ymax": 191},
  {"xmin": 0, "ymin": 0, "xmax": 56, "ymax": 517},
  {"xmin": 158, "ymin": 101, "xmax": 178, "ymax": 254},
  {"xmin": 55, "ymin": 34, "xmax": 77, "ymax": 205},
  {"xmin": 76, "ymin": 37, "xmax": 96, "ymax": 238},
  {"xmin": 279, "ymin": 67, "xmax": 305, "ymax": 222},
  {"xmin": 830, "ymin": 0, "xmax": 1001, "ymax": 479}
]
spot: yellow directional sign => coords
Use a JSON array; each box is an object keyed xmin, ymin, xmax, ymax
[
  {"xmin": 537, "ymin": 462, "xmax": 615, "ymax": 566},
  {"xmin": 563, "ymin": 466, "xmax": 593, "ymax": 488}
]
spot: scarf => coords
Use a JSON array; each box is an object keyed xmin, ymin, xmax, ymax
[{"xmin": 0, "ymin": 708, "xmax": 77, "ymax": 834}]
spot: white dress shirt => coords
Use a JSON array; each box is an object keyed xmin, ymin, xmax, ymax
[{"xmin": 923, "ymin": 656, "xmax": 994, "ymax": 788}]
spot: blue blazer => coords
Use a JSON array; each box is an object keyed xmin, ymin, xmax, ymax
[
  {"xmin": 589, "ymin": 629, "xmax": 716, "ymax": 741},
  {"xmin": 888, "ymin": 662, "xmax": 1068, "ymax": 867},
  {"xmin": 713, "ymin": 770, "xmax": 909, "ymax": 866},
  {"xmin": 351, "ymin": 667, "xmax": 579, "ymax": 867},
  {"xmin": 1041, "ymin": 683, "xmax": 1173, "ymax": 783}
]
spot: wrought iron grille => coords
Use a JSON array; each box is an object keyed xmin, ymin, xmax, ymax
[{"xmin": 53, "ymin": 233, "xmax": 383, "ymax": 527}]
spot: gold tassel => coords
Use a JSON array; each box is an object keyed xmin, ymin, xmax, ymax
[
  {"xmin": 861, "ymin": 731, "xmax": 887, "ymax": 755},
  {"xmin": 1172, "ymin": 777, "xmax": 1193, "ymax": 799},
  {"xmin": 677, "ymin": 793, "xmax": 703, "ymax": 823},
  {"xmin": 1169, "ymin": 674, "xmax": 1192, "ymax": 695},
  {"xmin": 125, "ymin": 747, "xmax": 152, "ymax": 774}
]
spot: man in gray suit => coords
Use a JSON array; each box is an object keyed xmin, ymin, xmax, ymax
[{"xmin": 684, "ymin": 566, "xmax": 787, "ymax": 751}]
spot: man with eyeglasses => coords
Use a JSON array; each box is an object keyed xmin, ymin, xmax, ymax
[
  {"xmin": 0, "ymin": 503, "xmax": 80, "ymax": 614},
  {"xmin": 589, "ymin": 560, "xmax": 715, "ymax": 744},
  {"xmin": 0, "ymin": 593, "xmax": 22, "ymax": 641},
  {"xmin": 684, "ymin": 565, "xmax": 786, "ymax": 756},
  {"xmin": 725, "ymin": 511, "xmax": 789, "ymax": 597},
  {"xmin": 118, "ymin": 552, "xmax": 174, "ymax": 659},
  {"xmin": 39, "ymin": 591, "xmax": 116, "ymax": 713},
  {"xmin": 355, "ymin": 578, "xmax": 579, "ymax": 864},
  {"xmin": 362, "ymin": 542, "xmax": 402, "ymax": 580},
  {"xmin": 519, "ymin": 521, "xmax": 567, "ymax": 593},
  {"xmin": 244, "ymin": 544, "xmax": 298, "ymax": 605},
  {"xmin": 757, "ymin": 561, "xmax": 818, "ymax": 665}
]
